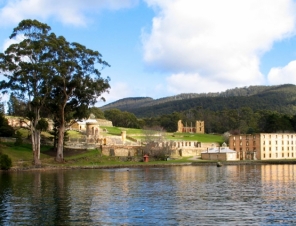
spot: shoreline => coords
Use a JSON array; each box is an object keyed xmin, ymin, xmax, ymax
[{"xmin": 2, "ymin": 159, "xmax": 296, "ymax": 172}]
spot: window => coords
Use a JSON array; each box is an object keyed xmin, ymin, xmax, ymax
[
  {"xmin": 269, "ymin": 154, "xmax": 271, "ymax": 158},
  {"xmin": 282, "ymin": 153, "xmax": 284, "ymax": 157}
]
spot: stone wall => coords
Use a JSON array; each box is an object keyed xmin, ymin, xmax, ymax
[
  {"xmin": 100, "ymin": 141, "xmax": 216, "ymax": 158},
  {"xmin": 102, "ymin": 145, "xmax": 142, "ymax": 157},
  {"xmin": 177, "ymin": 120, "xmax": 205, "ymax": 134}
]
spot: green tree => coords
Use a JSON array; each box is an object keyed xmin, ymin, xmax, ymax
[
  {"xmin": 0, "ymin": 153, "xmax": 12, "ymax": 170},
  {"xmin": 0, "ymin": 113, "xmax": 14, "ymax": 137},
  {"xmin": 7, "ymin": 93, "xmax": 27, "ymax": 116},
  {"xmin": 47, "ymin": 36, "xmax": 110, "ymax": 162},
  {"xmin": 104, "ymin": 109, "xmax": 139, "ymax": 128},
  {"xmin": 0, "ymin": 20, "xmax": 55, "ymax": 165},
  {"xmin": 159, "ymin": 112, "xmax": 180, "ymax": 132},
  {"xmin": 14, "ymin": 131, "xmax": 23, "ymax": 146},
  {"xmin": 89, "ymin": 107, "xmax": 105, "ymax": 119},
  {"xmin": 104, "ymin": 109, "xmax": 123, "ymax": 126}
]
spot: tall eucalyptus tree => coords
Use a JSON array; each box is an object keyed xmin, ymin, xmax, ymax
[
  {"xmin": 48, "ymin": 36, "xmax": 110, "ymax": 162},
  {"xmin": 0, "ymin": 20, "xmax": 53, "ymax": 165},
  {"xmin": 0, "ymin": 19, "xmax": 110, "ymax": 164}
]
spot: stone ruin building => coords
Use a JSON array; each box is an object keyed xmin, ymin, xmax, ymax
[{"xmin": 177, "ymin": 120, "xmax": 204, "ymax": 134}]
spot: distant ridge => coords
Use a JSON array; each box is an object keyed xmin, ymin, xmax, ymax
[{"xmin": 100, "ymin": 84, "xmax": 296, "ymax": 117}]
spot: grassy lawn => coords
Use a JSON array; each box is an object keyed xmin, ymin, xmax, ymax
[
  {"xmin": 100, "ymin": 126, "xmax": 223, "ymax": 144},
  {"xmin": 0, "ymin": 142, "xmax": 53, "ymax": 167},
  {"xmin": 66, "ymin": 130, "xmax": 83, "ymax": 138},
  {"xmin": 168, "ymin": 132, "xmax": 224, "ymax": 143}
]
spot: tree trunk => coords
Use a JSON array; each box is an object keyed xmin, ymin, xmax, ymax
[
  {"xmin": 31, "ymin": 121, "xmax": 41, "ymax": 166},
  {"xmin": 56, "ymin": 124, "xmax": 65, "ymax": 162}
]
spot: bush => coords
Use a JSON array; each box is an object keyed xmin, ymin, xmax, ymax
[
  {"xmin": 14, "ymin": 131, "xmax": 23, "ymax": 146},
  {"xmin": 0, "ymin": 153, "xmax": 12, "ymax": 170}
]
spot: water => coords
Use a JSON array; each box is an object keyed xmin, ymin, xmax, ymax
[{"xmin": 1, "ymin": 165, "xmax": 296, "ymax": 225}]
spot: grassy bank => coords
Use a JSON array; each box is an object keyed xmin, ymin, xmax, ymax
[
  {"xmin": 0, "ymin": 125, "xmax": 226, "ymax": 170},
  {"xmin": 0, "ymin": 142, "xmax": 196, "ymax": 170}
]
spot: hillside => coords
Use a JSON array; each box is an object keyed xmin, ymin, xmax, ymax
[{"xmin": 101, "ymin": 84, "xmax": 296, "ymax": 117}]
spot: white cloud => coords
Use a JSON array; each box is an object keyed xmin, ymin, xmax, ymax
[
  {"xmin": 2, "ymin": 34, "xmax": 25, "ymax": 51},
  {"xmin": 267, "ymin": 60, "xmax": 296, "ymax": 85},
  {"xmin": 166, "ymin": 73, "xmax": 236, "ymax": 94},
  {"xmin": 97, "ymin": 82, "xmax": 132, "ymax": 106},
  {"xmin": 0, "ymin": 0, "xmax": 139, "ymax": 26},
  {"xmin": 143, "ymin": 0, "xmax": 296, "ymax": 94}
]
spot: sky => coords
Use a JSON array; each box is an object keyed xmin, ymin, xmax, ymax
[{"xmin": 1, "ymin": 0, "xmax": 296, "ymax": 107}]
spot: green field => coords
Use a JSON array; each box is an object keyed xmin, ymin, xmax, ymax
[{"xmin": 101, "ymin": 126, "xmax": 223, "ymax": 143}]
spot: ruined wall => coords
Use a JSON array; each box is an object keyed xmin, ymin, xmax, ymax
[
  {"xmin": 177, "ymin": 120, "xmax": 205, "ymax": 134},
  {"xmin": 100, "ymin": 141, "xmax": 215, "ymax": 158},
  {"xmin": 102, "ymin": 145, "xmax": 142, "ymax": 157}
]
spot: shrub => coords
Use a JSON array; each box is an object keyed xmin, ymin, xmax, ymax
[
  {"xmin": 0, "ymin": 153, "xmax": 12, "ymax": 170},
  {"xmin": 14, "ymin": 131, "xmax": 23, "ymax": 146}
]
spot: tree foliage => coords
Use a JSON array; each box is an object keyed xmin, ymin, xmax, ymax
[
  {"xmin": 7, "ymin": 93, "xmax": 27, "ymax": 116},
  {"xmin": 104, "ymin": 109, "xmax": 140, "ymax": 128},
  {"xmin": 46, "ymin": 36, "xmax": 110, "ymax": 162},
  {"xmin": 0, "ymin": 19, "xmax": 110, "ymax": 164},
  {"xmin": 0, "ymin": 19, "xmax": 53, "ymax": 165},
  {"xmin": 0, "ymin": 153, "xmax": 12, "ymax": 170},
  {"xmin": 0, "ymin": 113, "xmax": 14, "ymax": 137}
]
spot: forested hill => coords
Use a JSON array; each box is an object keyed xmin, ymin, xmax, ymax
[{"xmin": 100, "ymin": 84, "xmax": 296, "ymax": 117}]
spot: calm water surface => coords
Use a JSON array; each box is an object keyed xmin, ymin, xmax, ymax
[{"xmin": 1, "ymin": 165, "xmax": 296, "ymax": 225}]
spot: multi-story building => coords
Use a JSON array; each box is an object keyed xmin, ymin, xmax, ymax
[{"xmin": 229, "ymin": 133, "xmax": 296, "ymax": 160}]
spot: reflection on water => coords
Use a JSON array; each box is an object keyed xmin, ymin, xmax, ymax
[{"xmin": 1, "ymin": 165, "xmax": 296, "ymax": 225}]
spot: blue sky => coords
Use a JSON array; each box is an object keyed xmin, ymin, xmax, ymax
[{"xmin": 1, "ymin": 0, "xmax": 296, "ymax": 107}]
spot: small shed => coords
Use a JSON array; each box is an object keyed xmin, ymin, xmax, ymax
[{"xmin": 201, "ymin": 143, "xmax": 237, "ymax": 161}]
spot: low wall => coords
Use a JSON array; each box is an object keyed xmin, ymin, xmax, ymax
[
  {"xmin": 179, "ymin": 148, "xmax": 203, "ymax": 157},
  {"xmin": 102, "ymin": 145, "xmax": 204, "ymax": 158},
  {"xmin": 102, "ymin": 145, "xmax": 142, "ymax": 157}
]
